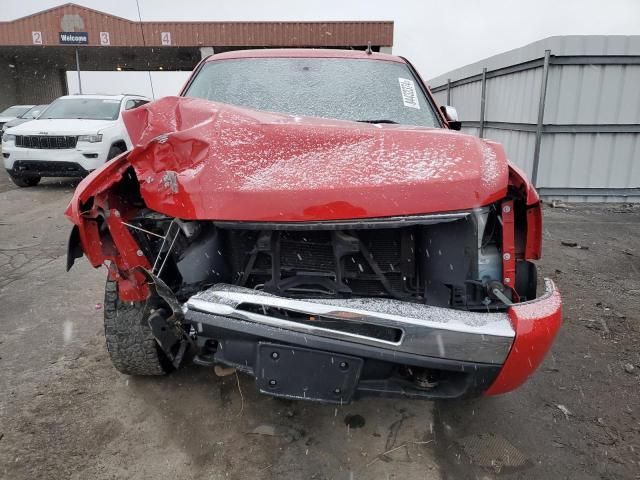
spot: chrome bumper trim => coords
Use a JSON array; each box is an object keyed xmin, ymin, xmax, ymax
[
  {"xmin": 212, "ymin": 212, "xmax": 470, "ymax": 230},
  {"xmin": 186, "ymin": 285, "xmax": 515, "ymax": 365}
]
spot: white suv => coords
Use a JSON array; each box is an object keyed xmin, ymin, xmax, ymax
[{"xmin": 2, "ymin": 94, "xmax": 149, "ymax": 187}]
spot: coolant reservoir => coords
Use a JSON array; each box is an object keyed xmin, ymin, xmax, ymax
[{"xmin": 478, "ymin": 245, "xmax": 502, "ymax": 282}]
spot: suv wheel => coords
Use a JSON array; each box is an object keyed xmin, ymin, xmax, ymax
[
  {"xmin": 103, "ymin": 276, "xmax": 171, "ymax": 376},
  {"xmin": 9, "ymin": 174, "xmax": 40, "ymax": 187}
]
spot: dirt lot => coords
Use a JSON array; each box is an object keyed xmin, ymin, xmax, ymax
[{"xmin": 0, "ymin": 169, "xmax": 639, "ymax": 479}]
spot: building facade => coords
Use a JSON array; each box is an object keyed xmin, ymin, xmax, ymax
[{"xmin": 0, "ymin": 3, "xmax": 394, "ymax": 108}]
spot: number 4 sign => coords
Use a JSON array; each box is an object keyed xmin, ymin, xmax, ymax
[
  {"xmin": 32, "ymin": 31, "xmax": 42, "ymax": 45},
  {"xmin": 161, "ymin": 32, "xmax": 171, "ymax": 46},
  {"xmin": 100, "ymin": 32, "xmax": 110, "ymax": 46}
]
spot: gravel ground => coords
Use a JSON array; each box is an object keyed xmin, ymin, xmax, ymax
[{"xmin": 0, "ymin": 169, "xmax": 638, "ymax": 479}]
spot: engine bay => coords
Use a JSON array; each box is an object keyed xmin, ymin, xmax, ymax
[{"xmin": 125, "ymin": 202, "xmax": 536, "ymax": 312}]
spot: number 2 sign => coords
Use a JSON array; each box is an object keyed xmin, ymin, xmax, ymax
[
  {"xmin": 32, "ymin": 31, "xmax": 42, "ymax": 45},
  {"xmin": 161, "ymin": 32, "xmax": 171, "ymax": 46}
]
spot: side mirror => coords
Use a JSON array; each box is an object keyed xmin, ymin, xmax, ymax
[{"xmin": 440, "ymin": 105, "xmax": 461, "ymax": 131}]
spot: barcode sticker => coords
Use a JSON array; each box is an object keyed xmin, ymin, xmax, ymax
[{"xmin": 398, "ymin": 78, "xmax": 420, "ymax": 109}]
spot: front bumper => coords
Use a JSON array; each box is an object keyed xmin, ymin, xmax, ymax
[
  {"xmin": 2, "ymin": 143, "xmax": 109, "ymax": 174},
  {"xmin": 7, "ymin": 161, "xmax": 89, "ymax": 178},
  {"xmin": 185, "ymin": 279, "xmax": 561, "ymax": 401}
]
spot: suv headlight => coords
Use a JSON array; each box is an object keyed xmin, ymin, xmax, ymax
[
  {"xmin": 77, "ymin": 134, "xmax": 103, "ymax": 143},
  {"xmin": 2, "ymin": 133, "xmax": 15, "ymax": 143}
]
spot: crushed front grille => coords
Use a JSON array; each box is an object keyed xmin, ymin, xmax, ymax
[
  {"xmin": 130, "ymin": 209, "xmax": 505, "ymax": 309},
  {"xmin": 225, "ymin": 228, "xmax": 419, "ymax": 300}
]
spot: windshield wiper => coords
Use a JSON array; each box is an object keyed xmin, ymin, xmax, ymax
[{"xmin": 356, "ymin": 119, "xmax": 399, "ymax": 124}]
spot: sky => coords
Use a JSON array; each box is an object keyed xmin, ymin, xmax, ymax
[{"xmin": 1, "ymin": 0, "xmax": 639, "ymax": 78}]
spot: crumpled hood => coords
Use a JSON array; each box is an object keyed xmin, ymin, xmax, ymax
[{"xmin": 122, "ymin": 96, "xmax": 509, "ymax": 221}]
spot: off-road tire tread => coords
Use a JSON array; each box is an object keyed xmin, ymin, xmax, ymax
[{"xmin": 103, "ymin": 277, "xmax": 168, "ymax": 376}]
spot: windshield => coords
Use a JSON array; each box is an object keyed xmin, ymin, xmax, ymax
[
  {"xmin": 0, "ymin": 106, "xmax": 31, "ymax": 117},
  {"xmin": 184, "ymin": 58, "xmax": 440, "ymax": 128},
  {"xmin": 39, "ymin": 98, "xmax": 121, "ymax": 120},
  {"xmin": 20, "ymin": 105, "xmax": 47, "ymax": 119}
]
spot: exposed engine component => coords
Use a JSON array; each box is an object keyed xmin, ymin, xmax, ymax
[{"xmin": 125, "ymin": 206, "xmax": 515, "ymax": 310}]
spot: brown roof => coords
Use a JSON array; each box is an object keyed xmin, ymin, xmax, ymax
[{"xmin": 0, "ymin": 3, "xmax": 393, "ymax": 48}]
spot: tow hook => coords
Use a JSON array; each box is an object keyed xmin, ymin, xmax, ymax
[
  {"xmin": 487, "ymin": 280, "xmax": 513, "ymax": 306},
  {"xmin": 467, "ymin": 279, "xmax": 514, "ymax": 307}
]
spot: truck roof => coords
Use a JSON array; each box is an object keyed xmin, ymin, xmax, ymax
[{"xmin": 205, "ymin": 48, "xmax": 405, "ymax": 64}]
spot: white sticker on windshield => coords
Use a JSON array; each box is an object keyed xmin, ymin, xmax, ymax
[{"xmin": 398, "ymin": 78, "xmax": 420, "ymax": 109}]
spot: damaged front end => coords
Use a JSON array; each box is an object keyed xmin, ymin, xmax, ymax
[{"xmin": 66, "ymin": 98, "xmax": 561, "ymax": 403}]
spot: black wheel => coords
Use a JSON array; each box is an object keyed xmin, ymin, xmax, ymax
[
  {"xmin": 107, "ymin": 145, "xmax": 124, "ymax": 160},
  {"xmin": 9, "ymin": 174, "xmax": 40, "ymax": 187},
  {"xmin": 103, "ymin": 276, "xmax": 171, "ymax": 376}
]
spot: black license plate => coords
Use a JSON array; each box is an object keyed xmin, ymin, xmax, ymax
[{"xmin": 255, "ymin": 343, "xmax": 363, "ymax": 404}]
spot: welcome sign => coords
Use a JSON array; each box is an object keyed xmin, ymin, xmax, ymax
[{"xmin": 59, "ymin": 32, "xmax": 88, "ymax": 44}]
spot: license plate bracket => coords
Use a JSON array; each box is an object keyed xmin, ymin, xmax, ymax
[{"xmin": 255, "ymin": 342, "xmax": 363, "ymax": 404}]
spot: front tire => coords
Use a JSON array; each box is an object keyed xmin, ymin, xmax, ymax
[
  {"xmin": 9, "ymin": 174, "xmax": 40, "ymax": 187},
  {"xmin": 103, "ymin": 277, "xmax": 171, "ymax": 376}
]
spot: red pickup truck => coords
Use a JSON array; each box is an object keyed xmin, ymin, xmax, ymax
[{"xmin": 66, "ymin": 48, "xmax": 562, "ymax": 404}]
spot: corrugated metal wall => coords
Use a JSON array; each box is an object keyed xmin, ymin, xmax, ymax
[
  {"xmin": 486, "ymin": 69, "xmax": 543, "ymax": 124},
  {"xmin": 545, "ymin": 64, "xmax": 640, "ymax": 124},
  {"xmin": 429, "ymin": 36, "xmax": 640, "ymax": 202}
]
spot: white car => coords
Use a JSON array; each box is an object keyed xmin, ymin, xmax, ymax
[
  {"xmin": 0, "ymin": 105, "xmax": 35, "ymax": 131},
  {"xmin": 2, "ymin": 104, "xmax": 49, "ymax": 132},
  {"xmin": 2, "ymin": 94, "xmax": 149, "ymax": 187}
]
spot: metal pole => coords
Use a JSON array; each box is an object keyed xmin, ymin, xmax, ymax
[
  {"xmin": 531, "ymin": 49, "xmax": 551, "ymax": 187},
  {"xmin": 446, "ymin": 78, "xmax": 451, "ymax": 105},
  {"xmin": 75, "ymin": 48, "xmax": 82, "ymax": 94},
  {"xmin": 135, "ymin": 0, "xmax": 156, "ymax": 99},
  {"xmin": 479, "ymin": 67, "xmax": 487, "ymax": 138}
]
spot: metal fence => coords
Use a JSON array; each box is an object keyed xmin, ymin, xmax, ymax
[{"xmin": 429, "ymin": 37, "xmax": 640, "ymax": 202}]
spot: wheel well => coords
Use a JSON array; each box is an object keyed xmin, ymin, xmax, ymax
[{"xmin": 111, "ymin": 140, "xmax": 127, "ymax": 152}]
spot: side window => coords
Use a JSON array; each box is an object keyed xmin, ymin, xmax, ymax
[{"xmin": 125, "ymin": 99, "xmax": 149, "ymax": 110}]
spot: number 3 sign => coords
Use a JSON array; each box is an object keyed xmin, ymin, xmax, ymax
[{"xmin": 100, "ymin": 32, "xmax": 111, "ymax": 46}]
